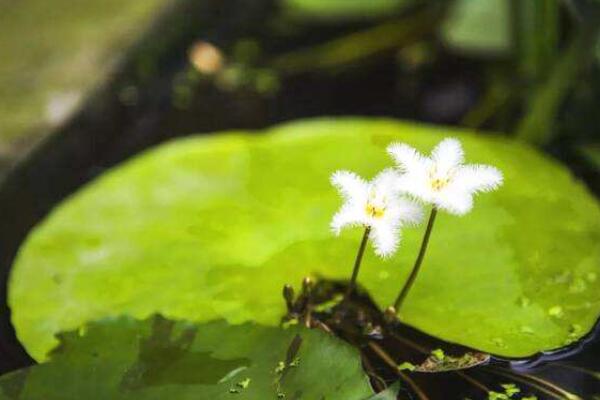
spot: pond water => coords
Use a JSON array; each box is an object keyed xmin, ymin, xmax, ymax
[{"xmin": 284, "ymin": 278, "xmax": 600, "ymax": 399}]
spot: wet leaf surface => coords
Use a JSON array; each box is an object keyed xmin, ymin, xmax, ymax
[{"xmin": 10, "ymin": 118, "xmax": 600, "ymax": 359}]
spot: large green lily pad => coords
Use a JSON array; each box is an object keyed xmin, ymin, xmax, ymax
[
  {"xmin": 0, "ymin": 316, "xmax": 374, "ymax": 399},
  {"xmin": 9, "ymin": 118, "xmax": 600, "ymax": 360}
]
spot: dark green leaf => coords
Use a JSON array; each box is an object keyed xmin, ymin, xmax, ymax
[{"xmin": 0, "ymin": 316, "xmax": 374, "ymax": 399}]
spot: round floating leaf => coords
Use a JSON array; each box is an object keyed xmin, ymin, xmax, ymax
[
  {"xmin": 10, "ymin": 118, "xmax": 600, "ymax": 360},
  {"xmin": 0, "ymin": 316, "xmax": 374, "ymax": 399}
]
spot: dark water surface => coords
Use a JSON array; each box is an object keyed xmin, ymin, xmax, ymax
[{"xmin": 287, "ymin": 279, "xmax": 600, "ymax": 399}]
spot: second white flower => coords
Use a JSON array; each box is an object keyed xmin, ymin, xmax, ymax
[{"xmin": 331, "ymin": 169, "xmax": 423, "ymax": 258}]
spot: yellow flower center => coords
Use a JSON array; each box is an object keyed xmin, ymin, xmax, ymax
[
  {"xmin": 365, "ymin": 203, "xmax": 386, "ymax": 218},
  {"xmin": 428, "ymin": 166, "xmax": 453, "ymax": 191},
  {"xmin": 430, "ymin": 177, "xmax": 450, "ymax": 191}
]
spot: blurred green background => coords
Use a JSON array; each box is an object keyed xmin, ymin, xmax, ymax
[{"xmin": 1, "ymin": 0, "xmax": 599, "ymax": 181}]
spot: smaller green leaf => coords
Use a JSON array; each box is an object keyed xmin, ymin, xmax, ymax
[
  {"xmin": 0, "ymin": 315, "xmax": 374, "ymax": 400},
  {"xmin": 431, "ymin": 348, "xmax": 445, "ymax": 361},
  {"xmin": 398, "ymin": 361, "xmax": 416, "ymax": 371},
  {"xmin": 237, "ymin": 377, "xmax": 251, "ymax": 389},
  {"xmin": 488, "ymin": 392, "xmax": 509, "ymax": 400},
  {"xmin": 500, "ymin": 383, "xmax": 520, "ymax": 397}
]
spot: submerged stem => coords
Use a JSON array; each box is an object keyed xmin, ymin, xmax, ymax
[
  {"xmin": 393, "ymin": 207, "xmax": 438, "ymax": 312},
  {"xmin": 344, "ymin": 226, "xmax": 371, "ymax": 300}
]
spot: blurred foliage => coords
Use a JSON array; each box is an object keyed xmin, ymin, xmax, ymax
[
  {"xmin": 10, "ymin": 118, "xmax": 600, "ymax": 361},
  {"xmin": 439, "ymin": 0, "xmax": 511, "ymax": 56},
  {"xmin": 579, "ymin": 145, "xmax": 600, "ymax": 169},
  {"xmin": 596, "ymin": 35, "xmax": 600, "ymax": 64},
  {"xmin": 271, "ymin": 0, "xmax": 598, "ymax": 154},
  {"xmin": 513, "ymin": 0, "xmax": 560, "ymax": 84},
  {"xmin": 0, "ymin": 0, "xmax": 165, "ymax": 151},
  {"xmin": 0, "ymin": 316, "xmax": 375, "ymax": 399},
  {"xmin": 272, "ymin": 8, "xmax": 443, "ymax": 76},
  {"xmin": 515, "ymin": 19, "xmax": 600, "ymax": 145},
  {"xmin": 439, "ymin": 0, "xmax": 599, "ymax": 151}
]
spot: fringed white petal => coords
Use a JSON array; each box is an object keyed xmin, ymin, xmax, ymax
[
  {"xmin": 330, "ymin": 167, "xmax": 428, "ymax": 258},
  {"xmin": 372, "ymin": 168, "xmax": 404, "ymax": 200},
  {"xmin": 330, "ymin": 170, "xmax": 368, "ymax": 201},
  {"xmin": 434, "ymin": 190, "xmax": 473, "ymax": 216},
  {"xmin": 431, "ymin": 138, "xmax": 464, "ymax": 171},
  {"xmin": 396, "ymin": 197, "xmax": 424, "ymax": 226},
  {"xmin": 370, "ymin": 223, "xmax": 399, "ymax": 258},
  {"xmin": 387, "ymin": 143, "xmax": 428, "ymax": 173},
  {"xmin": 396, "ymin": 172, "xmax": 434, "ymax": 205},
  {"xmin": 380, "ymin": 197, "xmax": 423, "ymax": 229},
  {"xmin": 330, "ymin": 203, "xmax": 365, "ymax": 235},
  {"xmin": 390, "ymin": 137, "xmax": 502, "ymax": 216},
  {"xmin": 454, "ymin": 164, "xmax": 503, "ymax": 193}
]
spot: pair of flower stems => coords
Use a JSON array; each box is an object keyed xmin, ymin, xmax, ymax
[
  {"xmin": 344, "ymin": 207, "xmax": 437, "ymax": 313},
  {"xmin": 332, "ymin": 138, "xmax": 503, "ymax": 316}
]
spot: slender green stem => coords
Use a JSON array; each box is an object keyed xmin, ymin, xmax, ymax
[
  {"xmin": 393, "ymin": 207, "xmax": 438, "ymax": 312},
  {"xmin": 345, "ymin": 226, "xmax": 371, "ymax": 300}
]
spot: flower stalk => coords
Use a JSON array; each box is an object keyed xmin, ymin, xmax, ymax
[
  {"xmin": 330, "ymin": 169, "xmax": 423, "ymax": 299},
  {"xmin": 330, "ymin": 137, "xmax": 503, "ymax": 315},
  {"xmin": 393, "ymin": 207, "xmax": 437, "ymax": 312},
  {"xmin": 345, "ymin": 226, "xmax": 371, "ymax": 300}
]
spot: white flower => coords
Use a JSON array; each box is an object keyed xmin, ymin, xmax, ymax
[
  {"xmin": 330, "ymin": 169, "xmax": 423, "ymax": 258},
  {"xmin": 387, "ymin": 138, "xmax": 503, "ymax": 215}
]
